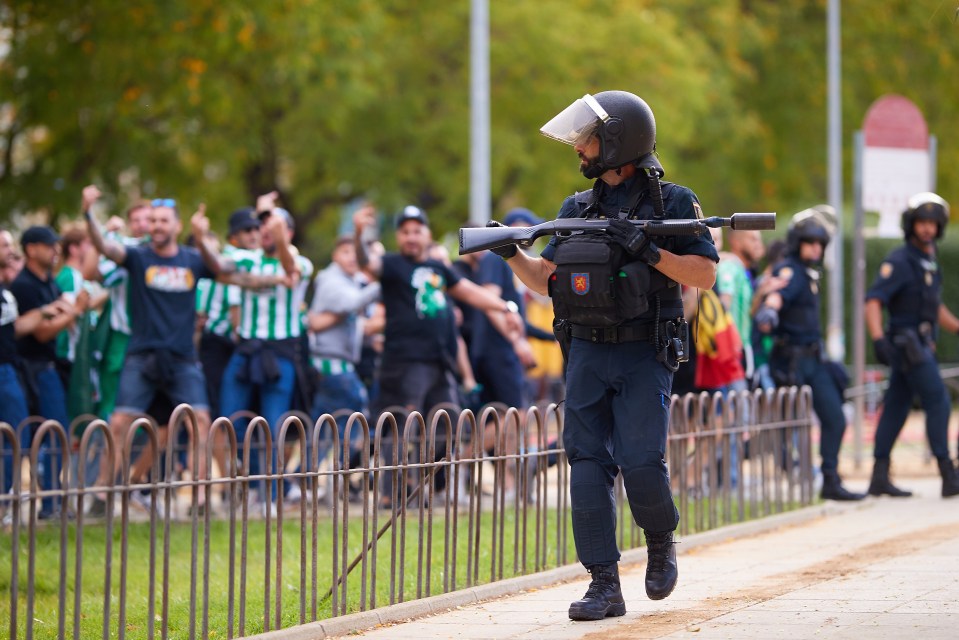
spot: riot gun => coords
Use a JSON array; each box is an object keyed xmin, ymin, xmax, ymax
[{"xmin": 459, "ymin": 212, "xmax": 776, "ymax": 255}]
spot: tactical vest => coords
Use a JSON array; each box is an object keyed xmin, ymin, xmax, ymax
[{"xmin": 548, "ymin": 178, "xmax": 679, "ymax": 328}]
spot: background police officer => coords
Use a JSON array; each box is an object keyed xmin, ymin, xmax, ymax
[
  {"xmin": 865, "ymin": 192, "xmax": 959, "ymax": 498},
  {"xmin": 492, "ymin": 91, "xmax": 718, "ymax": 621},
  {"xmin": 759, "ymin": 210, "xmax": 865, "ymax": 501}
]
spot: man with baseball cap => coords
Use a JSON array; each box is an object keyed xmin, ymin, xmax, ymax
[
  {"xmin": 194, "ymin": 191, "xmax": 313, "ymax": 509},
  {"xmin": 195, "ymin": 207, "xmax": 262, "ymax": 418},
  {"xmin": 10, "ymin": 225, "xmax": 88, "ymax": 516},
  {"xmin": 354, "ymin": 203, "xmax": 526, "ymax": 506}
]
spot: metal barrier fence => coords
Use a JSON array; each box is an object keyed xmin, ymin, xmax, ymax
[{"xmin": 0, "ymin": 386, "xmax": 814, "ymax": 640}]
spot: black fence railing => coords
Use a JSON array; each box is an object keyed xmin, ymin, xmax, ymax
[{"xmin": 0, "ymin": 386, "xmax": 814, "ymax": 640}]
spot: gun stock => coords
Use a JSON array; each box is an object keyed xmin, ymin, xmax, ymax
[{"xmin": 458, "ymin": 213, "xmax": 776, "ymax": 254}]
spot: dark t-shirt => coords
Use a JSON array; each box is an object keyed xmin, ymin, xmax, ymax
[
  {"xmin": 10, "ymin": 267, "xmax": 62, "ymax": 362},
  {"xmin": 124, "ymin": 244, "xmax": 212, "ymax": 357},
  {"xmin": 1, "ymin": 286, "xmax": 20, "ymax": 364},
  {"xmin": 380, "ymin": 253, "xmax": 461, "ymax": 365}
]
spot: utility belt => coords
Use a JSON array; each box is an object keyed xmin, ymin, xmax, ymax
[
  {"xmin": 770, "ymin": 340, "xmax": 820, "ymax": 386},
  {"xmin": 772, "ymin": 340, "xmax": 821, "ymax": 360},
  {"xmin": 571, "ymin": 322, "xmax": 661, "ymax": 344},
  {"xmin": 569, "ymin": 318, "xmax": 689, "ymax": 371}
]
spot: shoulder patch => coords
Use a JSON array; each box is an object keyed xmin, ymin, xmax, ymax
[
  {"xmin": 692, "ymin": 202, "xmax": 704, "ymax": 220},
  {"xmin": 879, "ymin": 262, "xmax": 893, "ymax": 279},
  {"xmin": 778, "ymin": 266, "xmax": 793, "ymax": 281}
]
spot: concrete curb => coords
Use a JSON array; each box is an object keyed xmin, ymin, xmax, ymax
[{"xmin": 241, "ymin": 499, "xmax": 866, "ymax": 640}]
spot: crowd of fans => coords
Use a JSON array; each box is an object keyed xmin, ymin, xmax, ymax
[
  {"xmin": 0, "ymin": 188, "xmax": 569, "ymax": 517},
  {"xmin": 1, "ymin": 185, "xmax": 828, "ymax": 517}
]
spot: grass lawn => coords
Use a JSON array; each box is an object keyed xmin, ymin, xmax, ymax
[
  {"xmin": 0, "ymin": 493, "xmax": 807, "ymax": 640},
  {"xmin": 0, "ymin": 505, "xmax": 575, "ymax": 640}
]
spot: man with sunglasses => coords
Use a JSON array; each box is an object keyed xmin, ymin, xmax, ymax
[
  {"xmin": 85, "ymin": 189, "xmax": 286, "ymax": 513},
  {"xmin": 492, "ymin": 91, "xmax": 719, "ymax": 620},
  {"xmin": 195, "ymin": 207, "xmax": 262, "ymax": 418},
  {"xmin": 192, "ymin": 191, "xmax": 313, "ymax": 509}
]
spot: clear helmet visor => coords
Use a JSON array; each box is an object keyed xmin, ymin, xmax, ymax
[{"xmin": 539, "ymin": 94, "xmax": 608, "ymax": 146}]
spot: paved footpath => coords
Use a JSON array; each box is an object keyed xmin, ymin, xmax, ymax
[{"xmin": 273, "ymin": 476, "xmax": 959, "ymax": 640}]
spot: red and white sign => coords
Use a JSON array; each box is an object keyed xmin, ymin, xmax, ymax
[{"xmin": 861, "ymin": 95, "xmax": 933, "ymax": 237}]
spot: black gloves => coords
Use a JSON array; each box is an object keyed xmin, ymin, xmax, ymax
[
  {"xmin": 486, "ymin": 220, "xmax": 517, "ymax": 259},
  {"xmin": 873, "ymin": 337, "xmax": 896, "ymax": 366},
  {"xmin": 607, "ymin": 218, "xmax": 660, "ymax": 265}
]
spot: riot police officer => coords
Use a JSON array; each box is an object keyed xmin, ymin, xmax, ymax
[
  {"xmin": 759, "ymin": 210, "xmax": 865, "ymax": 501},
  {"xmin": 491, "ymin": 91, "xmax": 718, "ymax": 620},
  {"xmin": 865, "ymin": 192, "xmax": 959, "ymax": 498}
]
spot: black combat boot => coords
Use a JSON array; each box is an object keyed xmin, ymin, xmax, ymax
[
  {"xmin": 867, "ymin": 458, "xmax": 912, "ymax": 497},
  {"xmin": 937, "ymin": 458, "xmax": 959, "ymax": 498},
  {"xmin": 644, "ymin": 531, "xmax": 678, "ymax": 601},
  {"xmin": 820, "ymin": 470, "xmax": 866, "ymax": 501},
  {"xmin": 568, "ymin": 563, "xmax": 626, "ymax": 621}
]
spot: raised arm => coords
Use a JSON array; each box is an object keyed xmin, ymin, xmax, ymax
[
  {"xmin": 190, "ymin": 204, "xmax": 288, "ymax": 289},
  {"xmin": 353, "ymin": 204, "xmax": 382, "ymax": 279},
  {"xmin": 265, "ymin": 212, "xmax": 300, "ymax": 284},
  {"xmin": 82, "ymin": 185, "xmax": 127, "ymax": 264},
  {"xmin": 190, "ymin": 204, "xmax": 230, "ymax": 276}
]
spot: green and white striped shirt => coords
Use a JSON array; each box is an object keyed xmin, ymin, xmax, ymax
[
  {"xmin": 98, "ymin": 233, "xmax": 147, "ymax": 335},
  {"xmin": 234, "ymin": 250, "xmax": 314, "ymax": 341},
  {"xmin": 196, "ymin": 245, "xmax": 241, "ymax": 337},
  {"xmin": 55, "ymin": 265, "xmax": 85, "ymax": 362}
]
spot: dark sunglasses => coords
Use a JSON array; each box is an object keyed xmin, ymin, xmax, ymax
[{"xmin": 151, "ymin": 198, "xmax": 177, "ymax": 208}]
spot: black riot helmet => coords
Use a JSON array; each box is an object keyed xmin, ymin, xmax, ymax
[
  {"xmin": 540, "ymin": 91, "xmax": 661, "ymax": 179},
  {"xmin": 901, "ymin": 192, "xmax": 949, "ymax": 240},
  {"xmin": 786, "ymin": 208, "xmax": 832, "ymax": 257}
]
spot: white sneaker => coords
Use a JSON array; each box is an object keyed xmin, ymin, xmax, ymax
[
  {"xmin": 286, "ymin": 483, "xmax": 302, "ymax": 504},
  {"xmin": 261, "ymin": 501, "xmax": 278, "ymax": 518},
  {"xmin": 130, "ymin": 490, "xmax": 168, "ymax": 520}
]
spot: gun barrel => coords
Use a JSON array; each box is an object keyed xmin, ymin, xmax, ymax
[{"xmin": 729, "ymin": 212, "xmax": 776, "ymax": 231}]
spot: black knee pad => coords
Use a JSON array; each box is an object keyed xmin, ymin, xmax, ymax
[
  {"xmin": 622, "ymin": 465, "xmax": 679, "ymax": 533},
  {"xmin": 569, "ymin": 461, "xmax": 619, "ymax": 565}
]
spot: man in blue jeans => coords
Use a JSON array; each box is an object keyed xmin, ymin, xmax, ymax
[
  {"xmin": 9, "ymin": 225, "xmax": 88, "ymax": 516},
  {"xmin": 193, "ymin": 192, "xmax": 313, "ymax": 507},
  {"xmin": 3, "ymin": 228, "xmax": 78, "ymax": 507}
]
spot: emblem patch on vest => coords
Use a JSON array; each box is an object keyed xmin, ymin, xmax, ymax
[{"xmin": 572, "ymin": 273, "xmax": 590, "ymax": 295}]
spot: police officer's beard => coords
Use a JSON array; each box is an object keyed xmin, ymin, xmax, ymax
[{"xmin": 580, "ymin": 155, "xmax": 604, "ymax": 180}]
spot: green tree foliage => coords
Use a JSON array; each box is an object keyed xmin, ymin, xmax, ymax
[{"xmin": 2, "ymin": 1, "xmax": 959, "ymax": 257}]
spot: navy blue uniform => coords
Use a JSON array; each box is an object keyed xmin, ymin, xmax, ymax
[
  {"xmin": 768, "ymin": 256, "xmax": 847, "ymax": 473},
  {"xmin": 866, "ymin": 244, "xmax": 950, "ymax": 460},
  {"xmin": 543, "ymin": 177, "xmax": 717, "ymax": 567}
]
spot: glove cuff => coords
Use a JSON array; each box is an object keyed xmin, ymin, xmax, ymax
[{"xmin": 642, "ymin": 242, "xmax": 661, "ymax": 266}]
